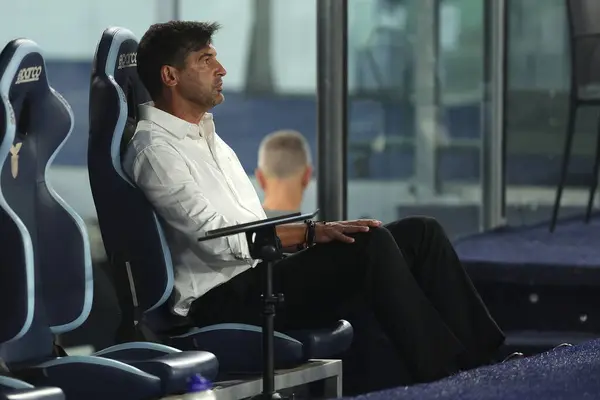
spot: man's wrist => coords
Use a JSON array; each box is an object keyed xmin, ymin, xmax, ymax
[
  {"xmin": 305, "ymin": 220, "xmax": 316, "ymax": 247},
  {"xmin": 295, "ymin": 220, "xmax": 316, "ymax": 251}
]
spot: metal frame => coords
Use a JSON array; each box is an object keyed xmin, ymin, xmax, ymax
[
  {"xmin": 170, "ymin": 360, "xmax": 343, "ymax": 400},
  {"xmin": 317, "ymin": 0, "xmax": 348, "ymax": 222},
  {"xmin": 413, "ymin": 0, "xmax": 441, "ymax": 196},
  {"xmin": 481, "ymin": 0, "xmax": 508, "ymax": 230}
]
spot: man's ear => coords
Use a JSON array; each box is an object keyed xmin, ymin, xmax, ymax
[
  {"xmin": 256, "ymin": 168, "xmax": 267, "ymax": 190},
  {"xmin": 160, "ymin": 65, "xmax": 179, "ymax": 88},
  {"xmin": 301, "ymin": 166, "xmax": 312, "ymax": 189}
]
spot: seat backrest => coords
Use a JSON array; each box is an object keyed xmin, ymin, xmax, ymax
[
  {"xmin": 566, "ymin": 0, "xmax": 600, "ymax": 97},
  {"xmin": 88, "ymin": 27, "xmax": 174, "ymax": 322},
  {"xmin": 0, "ymin": 38, "xmax": 88, "ymax": 363},
  {"xmin": 0, "ymin": 44, "xmax": 35, "ymax": 345}
]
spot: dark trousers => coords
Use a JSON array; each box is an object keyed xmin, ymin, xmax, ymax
[{"xmin": 189, "ymin": 216, "xmax": 505, "ymax": 384}]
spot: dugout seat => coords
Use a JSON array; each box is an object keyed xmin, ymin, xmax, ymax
[
  {"xmin": 88, "ymin": 26, "xmax": 353, "ymax": 373},
  {"xmin": 0, "ymin": 38, "xmax": 217, "ymax": 400}
]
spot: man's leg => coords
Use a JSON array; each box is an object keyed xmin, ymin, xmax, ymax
[
  {"xmin": 384, "ymin": 216, "xmax": 505, "ymax": 368},
  {"xmin": 265, "ymin": 228, "xmax": 470, "ymax": 383},
  {"xmin": 189, "ymin": 227, "xmax": 470, "ymax": 383}
]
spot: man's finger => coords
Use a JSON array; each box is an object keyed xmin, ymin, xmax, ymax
[
  {"xmin": 357, "ymin": 219, "xmax": 382, "ymax": 227},
  {"xmin": 343, "ymin": 219, "xmax": 382, "ymax": 227},
  {"xmin": 332, "ymin": 230, "xmax": 355, "ymax": 243},
  {"xmin": 340, "ymin": 225, "xmax": 370, "ymax": 233}
]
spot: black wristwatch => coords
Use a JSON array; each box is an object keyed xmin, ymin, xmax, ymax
[
  {"xmin": 296, "ymin": 220, "xmax": 317, "ymax": 251},
  {"xmin": 305, "ymin": 220, "xmax": 316, "ymax": 247}
]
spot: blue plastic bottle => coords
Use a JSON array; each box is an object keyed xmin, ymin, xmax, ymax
[{"xmin": 182, "ymin": 374, "xmax": 216, "ymax": 400}]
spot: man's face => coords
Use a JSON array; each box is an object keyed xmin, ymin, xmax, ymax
[{"xmin": 176, "ymin": 45, "xmax": 226, "ymax": 110}]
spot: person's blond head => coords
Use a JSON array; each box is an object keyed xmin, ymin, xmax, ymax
[{"xmin": 256, "ymin": 130, "xmax": 312, "ymax": 189}]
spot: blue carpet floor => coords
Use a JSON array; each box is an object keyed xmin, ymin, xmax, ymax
[
  {"xmin": 454, "ymin": 213, "xmax": 600, "ymax": 286},
  {"xmin": 347, "ymin": 340, "xmax": 600, "ymax": 400}
]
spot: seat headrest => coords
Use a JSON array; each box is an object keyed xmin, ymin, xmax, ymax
[
  {"xmin": 92, "ymin": 27, "xmax": 150, "ymax": 123},
  {"xmin": 0, "ymin": 39, "xmax": 50, "ymax": 111},
  {"xmin": 0, "ymin": 38, "xmax": 72, "ymax": 154}
]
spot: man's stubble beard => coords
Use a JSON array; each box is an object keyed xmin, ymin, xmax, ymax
[
  {"xmin": 212, "ymin": 92, "xmax": 225, "ymax": 107},
  {"xmin": 197, "ymin": 90, "xmax": 224, "ymax": 109}
]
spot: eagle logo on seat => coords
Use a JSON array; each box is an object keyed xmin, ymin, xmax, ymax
[{"xmin": 9, "ymin": 142, "xmax": 22, "ymax": 178}]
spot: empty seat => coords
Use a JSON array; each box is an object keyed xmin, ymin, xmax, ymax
[{"xmin": 0, "ymin": 37, "xmax": 216, "ymax": 400}]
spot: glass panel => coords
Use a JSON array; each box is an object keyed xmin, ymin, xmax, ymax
[
  {"xmin": 180, "ymin": 0, "xmax": 318, "ymax": 212},
  {"xmin": 505, "ymin": 0, "xmax": 595, "ymax": 226},
  {"xmin": 347, "ymin": 0, "xmax": 485, "ymax": 239}
]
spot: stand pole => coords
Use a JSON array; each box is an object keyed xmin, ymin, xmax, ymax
[
  {"xmin": 261, "ymin": 260, "xmax": 277, "ymax": 398},
  {"xmin": 248, "ymin": 228, "xmax": 284, "ymax": 400},
  {"xmin": 200, "ymin": 214, "xmax": 314, "ymax": 400}
]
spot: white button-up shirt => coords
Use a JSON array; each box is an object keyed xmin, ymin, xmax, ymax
[{"xmin": 123, "ymin": 103, "xmax": 266, "ymax": 316}]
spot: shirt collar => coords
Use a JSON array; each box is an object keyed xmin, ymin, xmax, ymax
[{"xmin": 138, "ymin": 102, "xmax": 214, "ymax": 140}]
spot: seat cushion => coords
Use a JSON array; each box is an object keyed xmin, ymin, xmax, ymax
[
  {"xmin": 168, "ymin": 321, "xmax": 354, "ymax": 373},
  {"xmin": 14, "ymin": 356, "xmax": 163, "ymax": 400}
]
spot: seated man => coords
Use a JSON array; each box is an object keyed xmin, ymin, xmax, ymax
[
  {"xmin": 255, "ymin": 129, "xmax": 311, "ymax": 216},
  {"xmin": 124, "ymin": 21, "xmax": 506, "ymax": 385}
]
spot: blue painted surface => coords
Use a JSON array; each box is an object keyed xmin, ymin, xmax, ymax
[{"xmin": 46, "ymin": 61, "xmax": 592, "ymax": 186}]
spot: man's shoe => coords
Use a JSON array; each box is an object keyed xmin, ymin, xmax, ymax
[
  {"xmin": 502, "ymin": 352, "xmax": 525, "ymax": 363},
  {"xmin": 552, "ymin": 343, "xmax": 573, "ymax": 351}
]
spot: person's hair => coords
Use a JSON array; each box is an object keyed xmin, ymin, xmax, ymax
[
  {"xmin": 137, "ymin": 21, "xmax": 221, "ymax": 99},
  {"xmin": 258, "ymin": 130, "xmax": 312, "ymax": 179}
]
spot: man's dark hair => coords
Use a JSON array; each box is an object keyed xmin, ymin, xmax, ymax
[{"xmin": 137, "ymin": 21, "xmax": 221, "ymax": 99}]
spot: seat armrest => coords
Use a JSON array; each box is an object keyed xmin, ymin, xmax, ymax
[
  {"xmin": 287, "ymin": 320, "xmax": 354, "ymax": 359},
  {"xmin": 0, "ymin": 377, "xmax": 65, "ymax": 400},
  {"xmin": 198, "ymin": 211, "xmax": 317, "ymax": 243},
  {"xmin": 127, "ymin": 351, "xmax": 218, "ymax": 394},
  {"xmin": 0, "ymin": 387, "xmax": 65, "ymax": 400}
]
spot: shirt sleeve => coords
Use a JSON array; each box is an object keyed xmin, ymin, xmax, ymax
[{"xmin": 130, "ymin": 143, "xmax": 253, "ymax": 263}]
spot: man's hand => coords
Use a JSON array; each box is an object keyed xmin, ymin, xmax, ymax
[
  {"xmin": 337, "ymin": 219, "xmax": 382, "ymax": 228},
  {"xmin": 314, "ymin": 219, "xmax": 382, "ymax": 244}
]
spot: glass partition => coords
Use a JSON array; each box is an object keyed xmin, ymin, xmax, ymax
[
  {"xmin": 180, "ymin": 0, "xmax": 319, "ymax": 211},
  {"xmin": 504, "ymin": 0, "xmax": 595, "ymax": 226},
  {"xmin": 347, "ymin": 0, "xmax": 486, "ymax": 239}
]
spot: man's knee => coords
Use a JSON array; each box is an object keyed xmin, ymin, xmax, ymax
[
  {"xmin": 404, "ymin": 216, "xmax": 443, "ymax": 231},
  {"xmin": 391, "ymin": 215, "xmax": 440, "ymax": 231},
  {"xmin": 386, "ymin": 216, "xmax": 448, "ymax": 243},
  {"xmin": 349, "ymin": 225, "xmax": 395, "ymax": 249},
  {"xmin": 364, "ymin": 225, "xmax": 397, "ymax": 248}
]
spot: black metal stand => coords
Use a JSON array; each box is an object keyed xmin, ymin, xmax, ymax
[
  {"xmin": 197, "ymin": 211, "xmax": 318, "ymax": 400},
  {"xmin": 247, "ymin": 226, "xmax": 285, "ymax": 400}
]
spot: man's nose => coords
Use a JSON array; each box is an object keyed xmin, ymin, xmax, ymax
[{"xmin": 217, "ymin": 62, "xmax": 227, "ymax": 76}]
